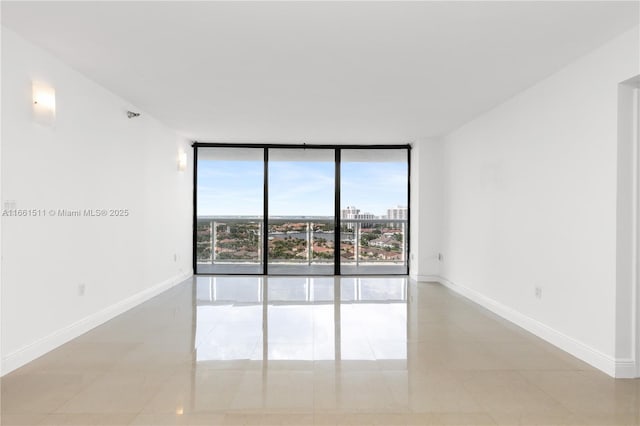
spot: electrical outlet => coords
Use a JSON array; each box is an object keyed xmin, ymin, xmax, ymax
[
  {"xmin": 535, "ymin": 286, "xmax": 542, "ymax": 299},
  {"xmin": 78, "ymin": 283, "xmax": 86, "ymax": 296}
]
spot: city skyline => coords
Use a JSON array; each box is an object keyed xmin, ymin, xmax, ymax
[{"xmin": 197, "ymin": 160, "xmax": 407, "ymax": 217}]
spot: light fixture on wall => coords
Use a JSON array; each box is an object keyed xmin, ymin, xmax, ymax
[
  {"xmin": 178, "ymin": 151, "xmax": 187, "ymax": 172},
  {"xmin": 32, "ymin": 82, "xmax": 56, "ymax": 126}
]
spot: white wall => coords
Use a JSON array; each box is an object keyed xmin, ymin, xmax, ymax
[
  {"xmin": 410, "ymin": 139, "xmax": 443, "ymax": 281},
  {"xmin": 0, "ymin": 24, "xmax": 4, "ymax": 379},
  {"xmin": 0, "ymin": 28, "xmax": 193, "ymax": 375},
  {"xmin": 437, "ymin": 26, "xmax": 639, "ymax": 377},
  {"xmin": 616, "ymin": 77, "xmax": 640, "ymax": 377}
]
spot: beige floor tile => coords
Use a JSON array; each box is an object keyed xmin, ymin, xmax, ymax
[
  {"xmin": 382, "ymin": 370, "xmax": 482, "ymax": 413},
  {"xmin": 531, "ymin": 343, "xmax": 598, "ymax": 372},
  {"xmin": 141, "ymin": 370, "xmax": 245, "ymax": 414},
  {"xmin": 394, "ymin": 413, "xmax": 438, "ymax": 426},
  {"xmin": 1, "ymin": 372, "xmax": 96, "ymax": 414},
  {"xmin": 228, "ymin": 370, "xmax": 314, "ymax": 412},
  {"xmin": 488, "ymin": 411, "xmax": 593, "ymax": 425},
  {"xmin": 429, "ymin": 412, "xmax": 497, "ymax": 425},
  {"xmin": 0, "ymin": 413, "xmax": 46, "ymax": 425},
  {"xmin": 311, "ymin": 413, "xmax": 340, "ymax": 425},
  {"xmin": 483, "ymin": 342, "xmax": 582, "ymax": 371},
  {"xmin": 259, "ymin": 413, "xmax": 315, "ymax": 425},
  {"xmin": 36, "ymin": 412, "xmax": 137, "ymax": 425},
  {"xmin": 11, "ymin": 342, "xmax": 137, "ymax": 377},
  {"xmin": 409, "ymin": 343, "xmax": 511, "ymax": 372},
  {"xmin": 313, "ymin": 413, "xmax": 376, "ymax": 425},
  {"xmin": 456, "ymin": 371, "xmax": 571, "ymax": 415},
  {"xmin": 129, "ymin": 412, "xmax": 226, "ymax": 425},
  {"xmin": 221, "ymin": 413, "xmax": 266, "ymax": 425},
  {"xmin": 520, "ymin": 370, "xmax": 640, "ymax": 414},
  {"xmin": 109, "ymin": 343, "xmax": 195, "ymax": 373},
  {"xmin": 314, "ymin": 370, "xmax": 405, "ymax": 413},
  {"xmin": 571, "ymin": 412, "xmax": 640, "ymax": 425},
  {"xmin": 408, "ymin": 322, "xmax": 476, "ymax": 343},
  {"xmin": 53, "ymin": 372, "xmax": 167, "ymax": 414}
]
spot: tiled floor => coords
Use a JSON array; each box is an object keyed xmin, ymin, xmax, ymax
[{"xmin": 1, "ymin": 276, "xmax": 639, "ymax": 425}]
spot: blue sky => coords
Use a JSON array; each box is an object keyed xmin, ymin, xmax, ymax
[{"xmin": 197, "ymin": 160, "xmax": 407, "ymax": 217}]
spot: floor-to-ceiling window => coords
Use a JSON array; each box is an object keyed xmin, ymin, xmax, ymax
[
  {"xmin": 194, "ymin": 144, "xmax": 409, "ymax": 275},
  {"xmin": 340, "ymin": 149, "xmax": 408, "ymax": 275},
  {"xmin": 268, "ymin": 149, "xmax": 335, "ymax": 275},
  {"xmin": 196, "ymin": 148, "xmax": 264, "ymax": 274}
]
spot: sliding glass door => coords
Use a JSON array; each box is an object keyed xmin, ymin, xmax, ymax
[
  {"xmin": 196, "ymin": 148, "xmax": 264, "ymax": 274},
  {"xmin": 194, "ymin": 145, "xmax": 409, "ymax": 275},
  {"xmin": 340, "ymin": 149, "xmax": 408, "ymax": 274},
  {"xmin": 268, "ymin": 149, "xmax": 335, "ymax": 275}
]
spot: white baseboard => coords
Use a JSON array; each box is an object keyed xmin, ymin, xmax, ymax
[
  {"xmin": 411, "ymin": 274, "xmax": 441, "ymax": 283},
  {"xmin": 615, "ymin": 359, "xmax": 638, "ymax": 378},
  {"xmin": 432, "ymin": 275, "xmax": 633, "ymax": 378},
  {"xmin": 1, "ymin": 271, "xmax": 193, "ymax": 376}
]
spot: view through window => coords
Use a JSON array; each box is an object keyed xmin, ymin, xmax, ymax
[
  {"xmin": 196, "ymin": 148, "xmax": 264, "ymax": 274},
  {"xmin": 340, "ymin": 149, "xmax": 408, "ymax": 275}
]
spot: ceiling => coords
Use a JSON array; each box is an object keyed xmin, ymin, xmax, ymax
[{"xmin": 2, "ymin": 1, "xmax": 638, "ymax": 143}]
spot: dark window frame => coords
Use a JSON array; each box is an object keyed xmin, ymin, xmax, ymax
[{"xmin": 192, "ymin": 142, "xmax": 411, "ymax": 276}]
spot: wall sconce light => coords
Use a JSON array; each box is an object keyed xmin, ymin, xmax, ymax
[
  {"xmin": 32, "ymin": 82, "xmax": 56, "ymax": 126},
  {"xmin": 178, "ymin": 151, "xmax": 187, "ymax": 172}
]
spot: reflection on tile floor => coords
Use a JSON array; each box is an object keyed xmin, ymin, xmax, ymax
[{"xmin": 1, "ymin": 276, "xmax": 639, "ymax": 425}]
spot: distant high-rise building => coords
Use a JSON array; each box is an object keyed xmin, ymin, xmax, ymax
[
  {"xmin": 387, "ymin": 205, "xmax": 408, "ymax": 221},
  {"xmin": 341, "ymin": 206, "xmax": 360, "ymax": 219},
  {"xmin": 341, "ymin": 206, "xmax": 375, "ymax": 229}
]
